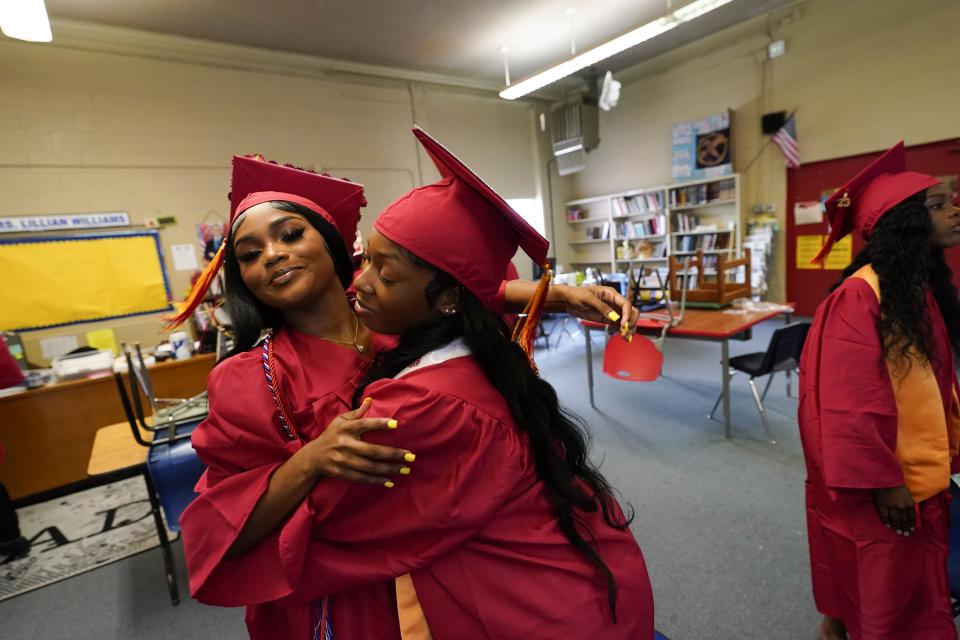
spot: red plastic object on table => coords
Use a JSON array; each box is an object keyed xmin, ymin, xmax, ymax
[{"xmin": 602, "ymin": 333, "xmax": 664, "ymax": 382}]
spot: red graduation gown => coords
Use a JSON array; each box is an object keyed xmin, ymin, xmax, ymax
[
  {"xmin": 279, "ymin": 340, "xmax": 655, "ymax": 639},
  {"xmin": 181, "ymin": 326, "xmax": 402, "ymax": 639},
  {"xmin": 798, "ymin": 276, "xmax": 959, "ymax": 639}
]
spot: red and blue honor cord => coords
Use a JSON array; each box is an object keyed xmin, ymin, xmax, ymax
[{"xmin": 262, "ymin": 330, "xmax": 335, "ymax": 639}]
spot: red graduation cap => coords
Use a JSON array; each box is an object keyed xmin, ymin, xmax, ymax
[
  {"xmin": 165, "ymin": 155, "xmax": 366, "ymax": 328},
  {"xmin": 812, "ymin": 141, "xmax": 939, "ymax": 264},
  {"xmin": 229, "ymin": 155, "xmax": 365, "ymax": 251},
  {"xmin": 374, "ymin": 127, "xmax": 551, "ymax": 360},
  {"xmin": 376, "ymin": 127, "xmax": 548, "ymax": 308}
]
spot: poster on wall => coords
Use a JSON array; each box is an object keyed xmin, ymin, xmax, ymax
[
  {"xmin": 197, "ymin": 221, "xmax": 226, "ymax": 262},
  {"xmin": 795, "ymin": 234, "xmax": 851, "ymax": 271},
  {"xmin": 671, "ymin": 110, "xmax": 733, "ymax": 182}
]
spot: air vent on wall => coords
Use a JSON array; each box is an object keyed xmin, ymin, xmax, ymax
[
  {"xmin": 550, "ymin": 95, "xmax": 599, "ymax": 161},
  {"xmin": 556, "ymin": 148, "xmax": 586, "ymax": 176}
]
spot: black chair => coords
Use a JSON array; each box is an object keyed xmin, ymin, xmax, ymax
[
  {"xmin": 709, "ymin": 322, "xmax": 810, "ymax": 444},
  {"xmin": 125, "ymin": 342, "xmax": 207, "ymax": 432}
]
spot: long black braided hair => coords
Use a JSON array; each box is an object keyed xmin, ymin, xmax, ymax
[{"xmin": 352, "ymin": 246, "xmax": 633, "ymax": 621}]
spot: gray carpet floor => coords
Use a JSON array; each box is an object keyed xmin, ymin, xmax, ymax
[{"xmin": 0, "ymin": 317, "xmax": 928, "ymax": 639}]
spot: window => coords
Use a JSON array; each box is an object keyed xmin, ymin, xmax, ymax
[{"xmin": 506, "ymin": 198, "xmax": 546, "ymax": 236}]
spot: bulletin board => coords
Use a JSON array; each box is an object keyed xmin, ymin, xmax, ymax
[
  {"xmin": 0, "ymin": 230, "xmax": 172, "ymax": 331},
  {"xmin": 786, "ymin": 138, "xmax": 960, "ymax": 316}
]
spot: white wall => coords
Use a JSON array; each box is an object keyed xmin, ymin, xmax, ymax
[
  {"xmin": 0, "ymin": 24, "xmax": 540, "ymax": 363},
  {"xmin": 555, "ymin": 0, "xmax": 960, "ymax": 300}
]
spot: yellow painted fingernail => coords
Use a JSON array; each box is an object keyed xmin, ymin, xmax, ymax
[
  {"xmin": 384, "ymin": 480, "xmax": 395, "ymax": 488},
  {"xmin": 400, "ymin": 466, "xmax": 411, "ymax": 475},
  {"xmin": 626, "ymin": 334, "xmax": 633, "ymax": 343},
  {"xmin": 387, "ymin": 419, "xmax": 398, "ymax": 429},
  {"xmin": 404, "ymin": 452, "xmax": 416, "ymax": 463},
  {"xmin": 363, "ymin": 397, "xmax": 372, "ymax": 404},
  {"xmin": 607, "ymin": 311, "xmax": 620, "ymax": 322}
]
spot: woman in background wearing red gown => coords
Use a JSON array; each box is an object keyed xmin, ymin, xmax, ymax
[{"xmin": 799, "ymin": 142, "xmax": 960, "ymax": 640}]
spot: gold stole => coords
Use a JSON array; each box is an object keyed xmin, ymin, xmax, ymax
[
  {"xmin": 853, "ymin": 265, "xmax": 960, "ymax": 501},
  {"xmin": 396, "ymin": 574, "xmax": 432, "ymax": 640}
]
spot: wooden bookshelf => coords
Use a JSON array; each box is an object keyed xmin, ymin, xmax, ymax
[{"xmin": 559, "ymin": 174, "xmax": 741, "ymax": 291}]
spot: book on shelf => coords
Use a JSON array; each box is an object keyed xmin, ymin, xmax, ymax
[
  {"xmin": 668, "ymin": 177, "xmax": 736, "ymax": 208},
  {"xmin": 614, "ymin": 214, "xmax": 666, "ymax": 239},
  {"xmin": 674, "ymin": 233, "xmax": 731, "ymax": 253},
  {"xmin": 612, "ymin": 191, "xmax": 665, "ymax": 216},
  {"xmin": 671, "ymin": 212, "xmax": 699, "ymax": 232},
  {"xmin": 585, "ymin": 224, "xmax": 611, "ymax": 240}
]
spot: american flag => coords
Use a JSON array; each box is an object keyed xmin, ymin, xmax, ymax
[{"xmin": 772, "ymin": 116, "xmax": 800, "ymax": 168}]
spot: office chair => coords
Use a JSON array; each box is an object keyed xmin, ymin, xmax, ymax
[{"xmin": 708, "ymin": 322, "xmax": 810, "ymax": 444}]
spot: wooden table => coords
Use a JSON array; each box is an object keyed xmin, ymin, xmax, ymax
[
  {"xmin": 581, "ymin": 306, "xmax": 793, "ymax": 438},
  {"xmin": 0, "ymin": 354, "xmax": 215, "ymax": 500}
]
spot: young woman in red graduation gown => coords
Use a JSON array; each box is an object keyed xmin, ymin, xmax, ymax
[
  {"xmin": 173, "ymin": 154, "xmax": 643, "ymax": 638},
  {"xmin": 799, "ymin": 142, "xmax": 960, "ymax": 640},
  {"xmin": 273, "ymin": 128, "xmax": 655, "ymax": 638}
]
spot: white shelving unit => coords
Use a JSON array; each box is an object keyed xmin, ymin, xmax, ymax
[{"xmin": 560, "ymin": 174, "xmax": 741, "ymax": 288}]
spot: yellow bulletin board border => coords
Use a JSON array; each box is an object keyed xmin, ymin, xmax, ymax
[{"xmin": 0, "ymin": 230, "xmax": 173, "ymax": 332}]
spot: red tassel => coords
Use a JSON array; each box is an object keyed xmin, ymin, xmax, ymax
[
  {"xmin": 511, "ymin": 263, "xmax": 552, "ymax": 373},
  {"xmin": 164, "ymin": 243, "xmax": 225, "ymax": 329}
]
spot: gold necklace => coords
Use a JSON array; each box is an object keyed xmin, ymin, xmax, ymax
[{"xmin": 318, "ymin": 310, "xmax": 365, "ymax": 353}]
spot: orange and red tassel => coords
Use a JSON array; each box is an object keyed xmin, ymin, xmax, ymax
[
  {"xmin": 164, "ymin": 242, "xmax": 225, "ymax": 330},
  {"xmin": 511, "ymin": 263, "xmax": 553, "ymax": 373}
]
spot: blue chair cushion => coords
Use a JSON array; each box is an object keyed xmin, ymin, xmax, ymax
[{"xmin": 147, "ymin": 421, "xmax": 206, "ymax": 533}]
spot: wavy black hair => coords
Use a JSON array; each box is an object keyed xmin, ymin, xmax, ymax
[
  {"xmin": 352, "ymin": 246, "xmax": 632, "ymax": 621},
  {"xmin": 833, "ymin": 192, "xmax": 960, "ymax": 367},
  {"xmin": 222, "ymin": 200, "xmax": 354, "ymax": 357}
]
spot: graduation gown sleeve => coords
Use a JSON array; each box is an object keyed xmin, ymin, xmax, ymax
[
  {"xmin": 805, "ymin": 278, "xmax": 904, "ymax": 490},
  {"xmin": 181, "ymin": 355, "xmax": 307, "ymax": 606},
  {"xmin": 279, "ymin": 378, "xmax": 530, "ymax": 600}
]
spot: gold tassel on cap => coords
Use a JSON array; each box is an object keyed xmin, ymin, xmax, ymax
[
  {"xmin": 164, "ymin": 242, "xmax": 225, "ymax": 330},
  {"xmin": 511, "ymin": 263, "xmax": 552, "ymax": 373}
]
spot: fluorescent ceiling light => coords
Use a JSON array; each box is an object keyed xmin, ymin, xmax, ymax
[
  {"xmin": 0, "ymin": 0, "xmax": 53, "ymax": 43},
  {"xmin": 500, "ymin": 0, "xmax": 734, "ymax": 100}
]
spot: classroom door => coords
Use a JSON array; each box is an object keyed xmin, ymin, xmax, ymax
[{"xmin": 786, "ymin": 138, "xmax": 960, "ymax": 317}]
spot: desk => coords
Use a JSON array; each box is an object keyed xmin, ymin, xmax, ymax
[
  {"xmin": 581, "ymin": 306, "xmax": 793, "ymax": 438},
  {"xmin": 0, "ymin": 354, "xmax": 214, "ymax": 500}
]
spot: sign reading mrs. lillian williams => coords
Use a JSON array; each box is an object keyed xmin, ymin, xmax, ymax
[{"xmin": 0, "ymin": 212, "xmax": 130, "ymax": 233}]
